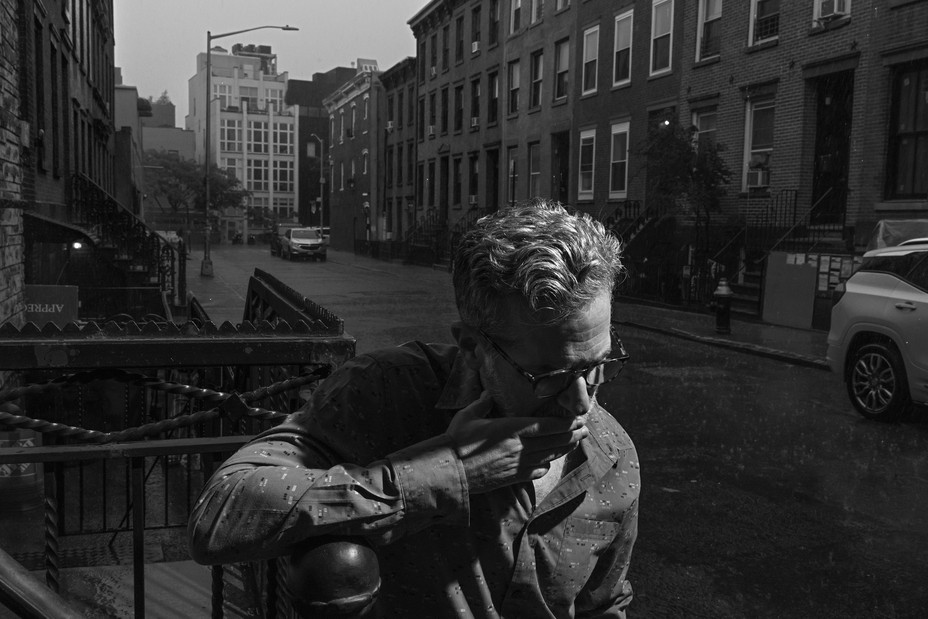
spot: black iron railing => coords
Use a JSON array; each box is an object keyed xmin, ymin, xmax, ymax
[{"xmin": 0, "ymin": 270, "xmax": 356, "ymax": 618}]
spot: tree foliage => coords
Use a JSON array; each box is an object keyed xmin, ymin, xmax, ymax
[
  {"xmin": 637, "ymin": 117, "xmax": 732, "ymax": 222},
  {"xmin": 143, "ymin": 150, "xmax": 250, "ymax": 217}
]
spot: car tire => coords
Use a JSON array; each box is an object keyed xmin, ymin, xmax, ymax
[{"xmin": 845, "ymin": 341, "xmax": 911, "ymax": 421}]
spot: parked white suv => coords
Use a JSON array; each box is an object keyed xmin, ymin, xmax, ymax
[
  {"xmin": 281, "ymin": 227, "xmax": 327, "ymax": 262},
  {"xmin": 827, "ymin": 242, "xmax": 928, "ymax": 421}
]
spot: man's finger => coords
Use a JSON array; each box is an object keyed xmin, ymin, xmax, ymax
[{"xmin": 512, "ymin": 415, "xmax": 585, "ymax": 438}]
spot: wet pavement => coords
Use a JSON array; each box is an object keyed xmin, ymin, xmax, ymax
[{"xmin": 4, "ymin": 245, "xmax": 926, "ymax": 617}]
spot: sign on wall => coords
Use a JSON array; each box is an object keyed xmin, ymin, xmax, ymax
[{"xmin": 24, "ymin": 285, "xmax": 79, "ymax": 326}]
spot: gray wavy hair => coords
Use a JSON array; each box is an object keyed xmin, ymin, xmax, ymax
[{"xmin": 452, "ymin": 200, "xmax": 624, "ymax": 330}]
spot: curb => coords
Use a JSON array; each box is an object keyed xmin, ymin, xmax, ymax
[{"xmin": 616, "ymin": 320, "xmax": 831, "ymax": 371}]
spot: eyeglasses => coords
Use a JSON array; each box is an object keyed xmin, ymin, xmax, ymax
[{"xmin": 478, "ymin": 326, "xmax": 630, "ymax": 399}]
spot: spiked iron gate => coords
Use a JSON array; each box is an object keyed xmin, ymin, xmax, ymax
[{"xmin": 0, "ymin": 269, "xmax": 356, "ymax": 618}]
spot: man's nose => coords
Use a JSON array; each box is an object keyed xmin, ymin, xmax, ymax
[{"xmin": 557, "ymin": 374, "xmax": 595, "ymax": 416}]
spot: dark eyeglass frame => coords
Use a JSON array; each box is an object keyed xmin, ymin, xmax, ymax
[{"xmin": 477, "ymin": 325, "xmax": 630, "ymax": 399}]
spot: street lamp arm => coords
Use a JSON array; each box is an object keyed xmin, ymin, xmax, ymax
[{"xmin": 209, "ymin": 25, "xmax": 299, "ymax": 43}]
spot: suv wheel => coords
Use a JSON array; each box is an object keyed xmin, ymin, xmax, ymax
[{"xmin": 845, "ymin": 342, "xmax": 911, "ymax": 421}]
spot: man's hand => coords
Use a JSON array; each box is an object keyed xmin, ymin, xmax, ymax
[{"xmin": 446, "ymin": 391, "xmax": 588, "ymax": 494}]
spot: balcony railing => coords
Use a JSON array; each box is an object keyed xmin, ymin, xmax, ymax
[{"xmin": 0, "ymin": 269, "xmax": 356, "ymax": 617}]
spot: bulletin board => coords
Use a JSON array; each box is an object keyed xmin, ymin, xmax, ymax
[{"xmin": 762, "ymin": 252, "xmax": 818, "ymax": 329}]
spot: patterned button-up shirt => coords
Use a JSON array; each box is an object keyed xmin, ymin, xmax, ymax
[{"xmin": 189, "ymin": 341, "xmax": 640, "ymax": 618}]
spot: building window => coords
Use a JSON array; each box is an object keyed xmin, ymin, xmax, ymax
[
  {"xmin": 697, "ymin": 0, "xmax": 722, "ymax": 60},
  {"xmin": 488, "ymin": 71, "xmax": 500, "ymax": 123},
  {"xmin": 744, "ymin": 98, "xmax": 775, "ymax": 190},
  {"xmin": 340, "ymin": 162, "xmax": 344, "ymax": 190},
  {"xmin": 510, "ymin": 0, "xmax": 522, "ymax": 33},
  {"xmin": 815, "ymin": 0, "xmax": 851, "ymax": 21},
  {"xmin": 273, "ymin": 160, "xmax": 294, "ymax": 192},
  {"xmin": 220, "ymin": 119, "xmax": 242, "ymax": 152},
  {"xmin": 471, "ymin": 78, "xmax": 481, "ymax": 126},
  {"xmin": 508, "ymin": 60, "xmax": 521, "ymax": 114},
  {"xmin": 650, "ymin": 0, "xmax": 673, "ymax": 75},
  {"xmin": 556, "ymin": 0, "xmax": 570, "ymax": 10},
  {"xmin": 693, "ymin": 107, "xmax": 718, "ymax": 152},
  {"xmin": 363, "ymin": 151, "xmax": 369, "ymax": 175},
  {"xmin": 609, "ymin": 122, "xmax": 629, "ymax": 198},
  {"xmin": 469, "ymin": 154, "xmax": 480, "ymax": 201},
  {"xmin": 350, "ymin": 106, "xmax": 357, "ymax": 137},
  {"xmin": 507, "ymin": 146, "xmax": 519, "ymax": 203},
  {"xmin": 453, "ymin": 157, "xmax": 463, "ymax": 205},
  {"xmin": 441, "ymin": 87, "xmax": 450, "ymax": 133},
  {"xmin": 339, "ymin": 111, "xmax": 345, "ymax": 142},
  {"xmin": 273, "ymin": 123, "xmax": 293, "ymax": 154},
  {"xmin": 247, "ymin": 159, "xmax": 269, "ymax": 191},
  {"xmin": 456, "ymin": 16, "xmax": 464, "ymax": 62},
  {"xmin": 364, "ymin": 97, "xmax": 369, "ymax": 120},
  {"xmin": 579, "ymin": 129, "xmax": 595, "ymax": 200},
  {"xmin": 417, "ymin": 162, "xmax": 425, "ymax": 203},
  {"xmin": 386, "ymin": 147, "xmax": 394, "ymax": 188},
  {"xmin": 330, "ymin": 116, "xmax": 335, "ymax": 143},
  {"xmin": 751, "ymin": 0, "xmax": 779, "ymax": 45},
  {"xmin": 443, "ymin": 24, "xmax": 451, "ymax": 71},
  {"xmin": 529, "ymin": 50, "xmax": 543, "ymax": 108},
  {"xmin": 528, "ymin": 142, "xmax": 541, "ymax": 197},
  {"xmin": 408, "ymin": 86, "xmax": 416, "ymax": 125},
  {"xmin": 264, "ymin": 87, "xmax": 283, "ymax": 112},
  {"xmin": 419, "ymin": 40, "xmax": 427, "ymax": 81},
  {"xmin": 397, "ymin": 90, "xmax": 404, "ymax": 128},
  {"xmin": 430, "ymin": 34, "xmax": 438, "ymax": 74},
  {"xmin": 248, "ymin": 121, "xmax": 268, "ymax": 153},
  {"xmin": 490, "ymin": 0, "xmax": 500, "ymax": 46},
  {"xmin": 428, "ymin": 160, "xmax": 436, "ymax": 206},
  {"xmin": 418, "ymin": 98, "xmax": 426, "ymax": 140},
  {"xmin": 408, "ymin": 141, "xmax": 416, "ymax": 185},
  {"xmin": 472, "ymin": 6, "xmax": 482, "ymax": 47},
  {"xmin": 454, "ymin": 85, "xmax": 464, "ymax": 131},
  {"xmin": 555, "ymin": 39, "xmax": 569, "ymax": 100},
  {"xmin": 887, "ymin": 62, "xmax": 928, "ymax": 199},
  {"xmin": 530, "ymin": 0, "xmax": 543, "ymax": 24},
  {"xmin": 614, "ymin": 10, "xmax": 633, "ymax": 87},
  {"xmin": 582, "ymin": 26, "xmax": 599, "ymax": 95},
  {"xmin": 397, "ymin": 144, "xmax": 404, "ymax": 185}
]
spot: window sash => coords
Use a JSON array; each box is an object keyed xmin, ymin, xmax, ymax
[
  {"xmin": 583, "ymin": 28, "xmax": 599, "ymax": 93},
  {"xmin": 610, "ymin": 124, "xmax": 629, "ymax": 195},
  {"xmin": 650, "ymin": 0, "xmax": 673, "ymax": 74},
  {"xmin": 614, "ymin": 13, "xmax": 633, "ymax": 85},
  {"xmin": 530, "ymin": 52, "xmax": 543, "ymax": 107},
  {"xmin": 579, "ymin": 131, "xmax": 595, "ymax": 196}
]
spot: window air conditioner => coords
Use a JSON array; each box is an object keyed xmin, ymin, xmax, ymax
[
  {"xmin": 472, "ymin": 41, "xmax": 480, "ymax": 54},
  {"xmin": 820, "ymin": 0, "xmax": 848, "ymax": 19},
  {"xmin": 746, "ymin": 169, "xmax": 770, "ymax": 188},
  {"xmin": 386, "ymin": 120, "xmax": 395, "ymax": 131},
  {"xmin": 470, "ymin": 116, "xmax": 479, "ymax": 128},
  {"xmin": 428, "ymin": 125, "xmax": 436, "ymax": 136},
  {"xmin": 468, "ymin": 195, "xmax": 478, "ymax": 205},
  {"xmin": 430, "ymin": 66, "xmax": 437, "ymax": 77}
]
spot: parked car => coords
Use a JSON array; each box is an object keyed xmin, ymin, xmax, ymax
[
  {"xmin": 827, "ymin": 241, "xmax": 928, "ymax": 421},
  {"xmin": 270, "ymin": 222, "xmax": 302, "ymax": 256},
  {"xmin": 281, "ymin": 227, "xmax": 327, "ymax": 262}
]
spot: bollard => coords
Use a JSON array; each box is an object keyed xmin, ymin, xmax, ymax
[
  {"xmin": 288, "ymin": 536, "xmax": 381, "ymax": 618},
  {"xmin": 713, "ymin": 277, "xmax": 733, "ymax": 334}
]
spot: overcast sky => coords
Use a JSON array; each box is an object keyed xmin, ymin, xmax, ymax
[{"xmin": 114, "ymin": 0, "xmax": 425, "ymax": 124}]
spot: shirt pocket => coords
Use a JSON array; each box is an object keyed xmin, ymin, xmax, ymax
[{"xmin": 549, "ymin": 516, "xmax": 621, "ymax": 604}]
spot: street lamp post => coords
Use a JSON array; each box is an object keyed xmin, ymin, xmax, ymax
[
  {"xmin": 310, "ymin": 133, "xmax": 325, "ymax": 230},
  {"xmin": 201, "ymin": 24, "xmax": 299, "ymax": 277}
]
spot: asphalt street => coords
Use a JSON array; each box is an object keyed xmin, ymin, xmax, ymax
[{"xmin": 184, "ymin": 243, "xmax": 928, "ymax": 617}]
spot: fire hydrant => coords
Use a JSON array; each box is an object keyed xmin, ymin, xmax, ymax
[{"xmin": 713, "ymin": 277, "xmax": 733, "ymax": 334}]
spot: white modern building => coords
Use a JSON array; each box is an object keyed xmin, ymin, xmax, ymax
[{"xmin": 186, "ymin": 43, "xmax": 297, "ymax": 241}]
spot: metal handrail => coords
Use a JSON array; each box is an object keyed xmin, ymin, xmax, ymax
[
  {"xmin": 765, "ymin": 186, "xmax": 835, "ymax": 256},
  {"xmin": 0, "ymin": 547, "xmax": 82, "ymax": 619}
]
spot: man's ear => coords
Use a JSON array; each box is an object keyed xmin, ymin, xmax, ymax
[{"xmin": 451, "ymin": 322, "xmax": 482, "ymax": 369}]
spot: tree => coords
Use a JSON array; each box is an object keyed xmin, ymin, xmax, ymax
[{"xmin": 143, "ymin": 151, "xmax": 250, "ymax": 224}]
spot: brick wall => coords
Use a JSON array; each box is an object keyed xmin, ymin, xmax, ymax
[{"xmin": 0, "ymin": 0, "xmax": 24, "ymax": 391}]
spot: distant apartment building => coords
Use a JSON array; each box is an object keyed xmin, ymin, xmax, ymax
[
  {"xmin": 380, "ymin": 57, "xmax": 418, "ymax": 241},
  {"xmin": 187, "ymin": 43, "xmax": 296, "ymax": 240},
  {"xmin": 322, "ymin": 59, "xmax": 384, "ymax": 251},
  {"xmin": 142, "ymin": 95, "xmax": 195, "ymax": 160},
  {"xmin": 285, "ymin": 66, "xmax": 357, "ymax": 228}
]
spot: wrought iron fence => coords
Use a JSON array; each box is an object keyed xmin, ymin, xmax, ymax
[{"xmin": 0, "ymin": 270, "xmax": 356, "ymax": 618}]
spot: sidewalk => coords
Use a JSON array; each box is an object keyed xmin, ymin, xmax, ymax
[{"xmin": 612, "ymin": 297, "xmax": 830, "ymax": 370}]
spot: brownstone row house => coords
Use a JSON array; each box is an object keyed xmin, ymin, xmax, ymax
[
  {"xmin": 1, "ymin": 0, "xmax": 181, "ymax": 343},
  {"xmin": 362, "ymin": 0, "xmax": 926, "ymax": 327}
]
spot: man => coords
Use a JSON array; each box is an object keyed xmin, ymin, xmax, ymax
[{"xmin": 188, "ymin": 201, "xmax": 640, "ymax": 617}]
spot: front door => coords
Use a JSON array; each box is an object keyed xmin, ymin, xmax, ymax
[{"xmin": 811, "ymin": 70, "xmax": 854, "ymax": 225}]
